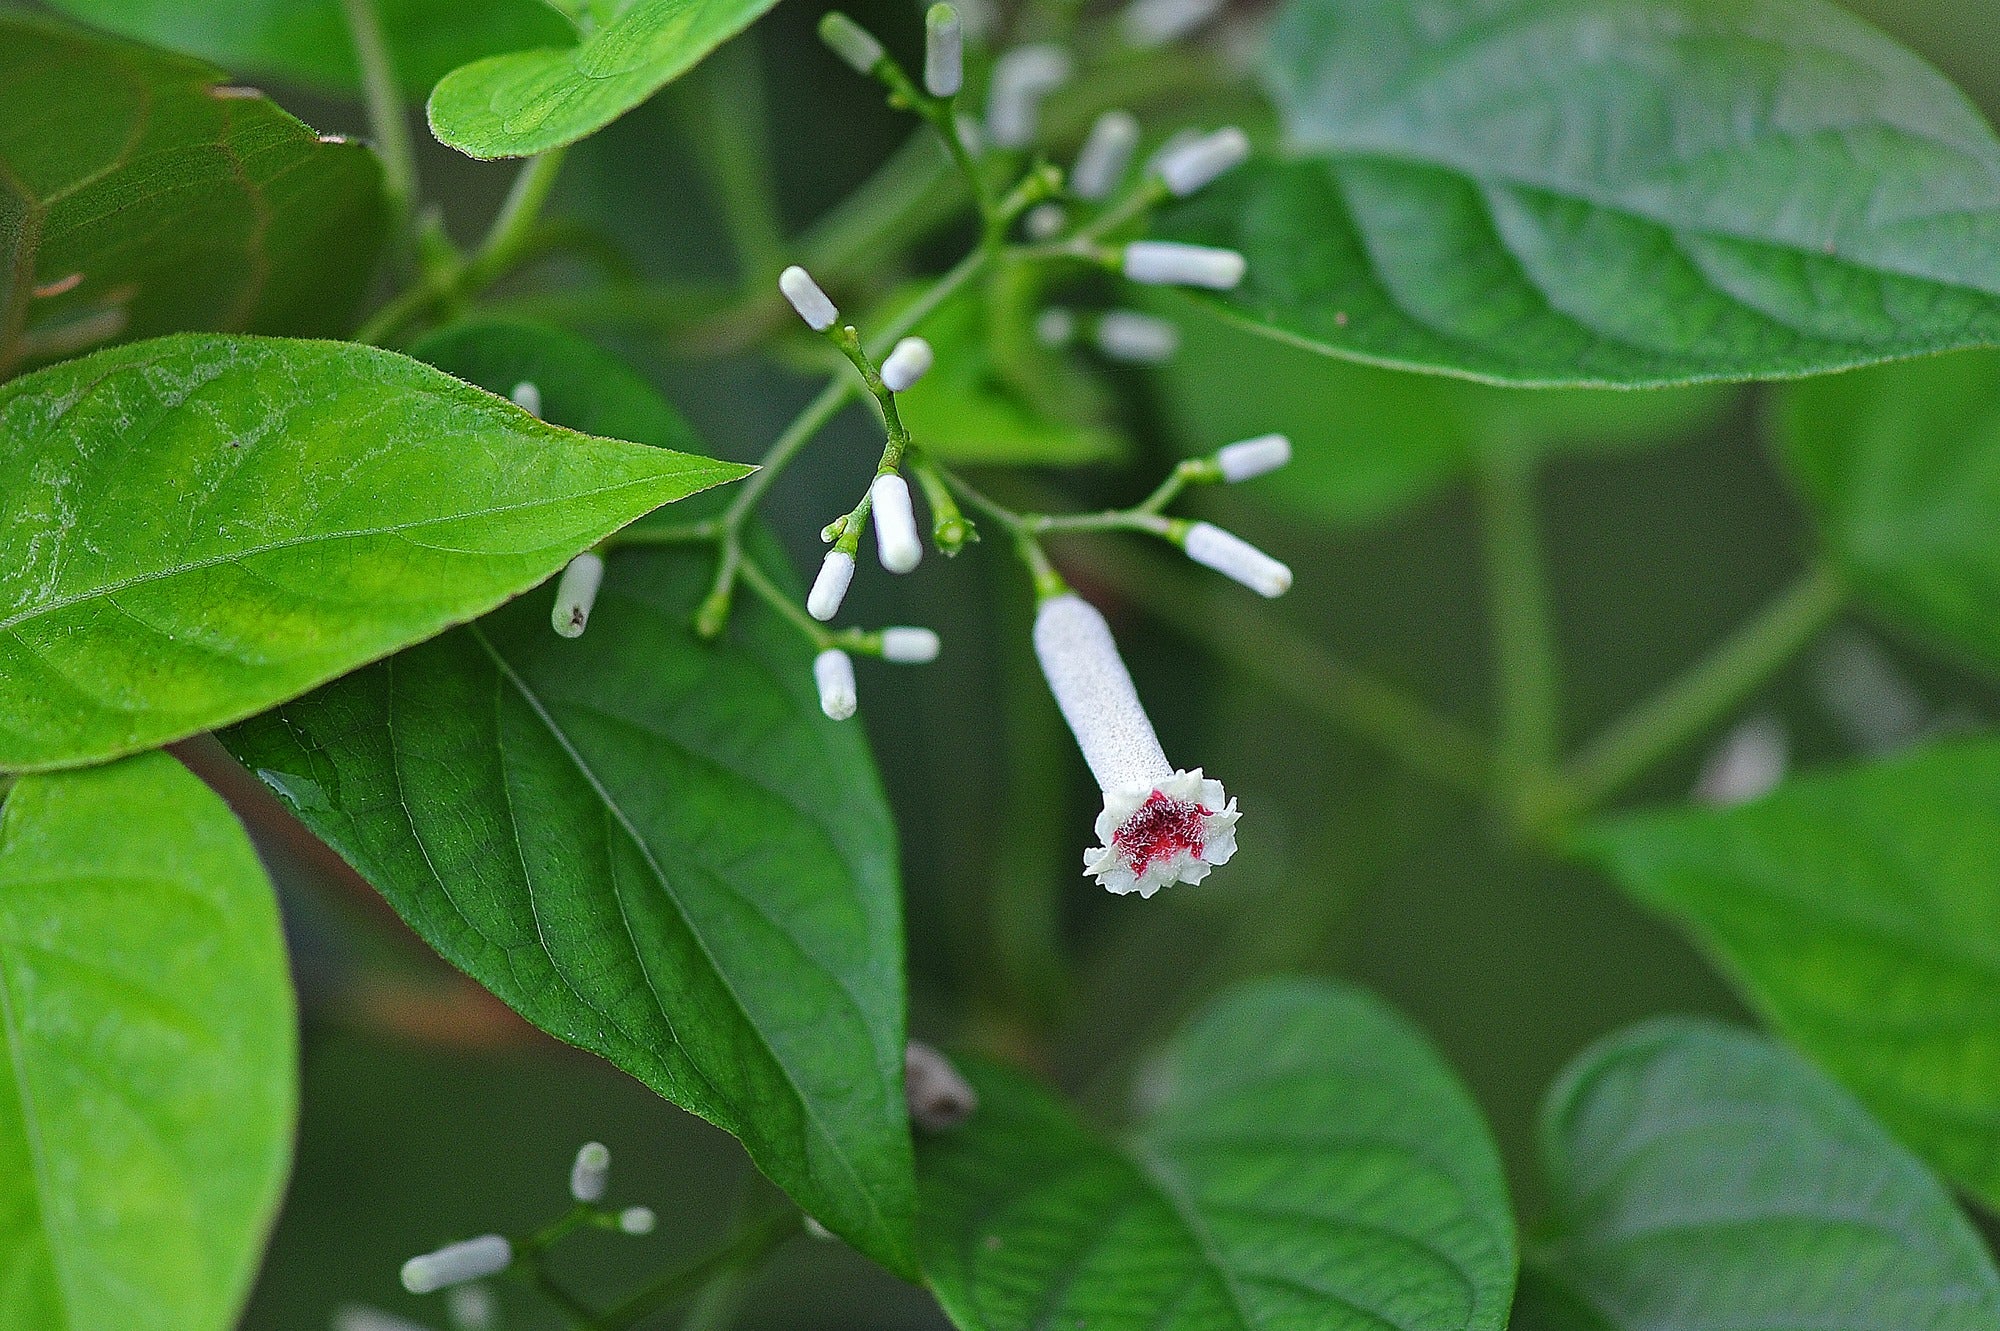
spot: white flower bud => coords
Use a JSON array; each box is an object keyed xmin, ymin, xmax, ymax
[
  {"xmin": 1122, "ymin": 241, "xmax": 1246, "ymax": 290},
  {"xmin": 1215, "ymin": 432, "xmax": 1292, "ymax": 482},
  {"xmin": 986, "ymin": 45, "xmax": 1071, "ymax": 148},
  {"xmin": 906, "ymin": 1040, "xmax": 978, "ymax": 1131},
  {"xmin": 551, "ymin": 551, "xmax": 605, "ymax": 638},
  {"xmin": 804, "ymin": 1216, "xmax": 837, "ymax": 1241},
  {"xmin": 818, "ymin": 12, "xmax": 884, "ymax": 74},
  {"xmin": 1183, "ymin": 522, "xmax": 1291, "ymax": 597},
  {"xmin": 509, "ymin": 381, "xmax": 542, "ymax": 417},
  {"xmin": 925, "ymin": 4, "xmax": 964, "ymax": 97},
  {"xmin": 1034, "ymin": 307, "xmax": 1077, "ymax": 348},
  {"xmin": 1154, "ymin": 126, "xmax": 1249, "ymax": 197},
  {"xmin": 1023, "ymin": 202, "xmax": 1066, "ymax": 240},
  {"xmin": 333, "ymin": 1308, "xmax": 434, "ymax": 1331},
  {"xmin": 881, "ymin": 626, "xmax": 941, "ymax": 663},
  {"xmin": 1119, "ymin": 0, "xmax": 1223, "ymax": 47},
  {"xmin": 880, "ymin": 336, "xmax": 934, "ymax": 392},
  {"xmin": 401, "ymin": 1236, "xmax": 513, "ymax": 1295},
  {"xmin": 870, "ymin": 473, "xmax": 923, "ymax": 573},
  {"xmin": 815, "ymin": 649, "xmax": 858, "ymax": 720},
  {"xmin": 808, "ymin": 550, "xmax": 857, "ymax": 621},
  {"xmin": 619, "ymin": 1206, "xmax": 657, "ymax": 1235},
  {"xmin": 1694, "ymin": 715, "xmax": 1789, "ymax": 807},
  {"xmin": 569, "ymin": 1141, "xmax": 610, "ymax": 1203},
  {"xmin": 779, "ymin": 264, "xmax": 838, "ymax": 332},
  {"xmin": 448, "ymin": 1285, "xmax": 496, "ymax": 1331},
  {"xmin": 955, "ymin": 112, "xmax": 985, "ymax": 155},
  {"xmin": 1093, "ymin": 310, "xmax": 1179, "ymax": 363},
  {"xmin": 1070, "ymin": 110, "xmax": 1139, "ymax": 200}
]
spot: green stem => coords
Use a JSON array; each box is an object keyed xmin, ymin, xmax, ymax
[
  {"xmin": 737, "ymin": 557, "xmax": 833, "ymax": 648},
  {"xmin": 677, "ymin": 36, "xmax": 788, "ymax": 284},
  {"xmin": 340, "ymin": 0, "xmax": 416, "ymax": 229},
  {"xmin": 467, "ymin": 148, "xmax": 570, "ymax": 288},
  {"xmin": 597, "ymin": 1211, "xmax": 801, "ymax": 1331},
  {"xmin": 1563, "ymin": 562, "xmax": 1846, "ymax": 814},
  {"xmin": 1479, "ymin": 445, "xmax": 1560, "ymax": 794}
]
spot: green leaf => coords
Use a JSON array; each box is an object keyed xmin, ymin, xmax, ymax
[
  {"xmin": 919, "ymin": 977, "xmax": 1515, "ymax": 1331},
  {"xmin": 0, "ymin": 750, "xmax": 297, "ymax": 1331},
  {"xmin": 0, "ymin": 15, "xmax": 387, "ymax": 374},
  {"xmin": 1777, "ymin": 349, "xmax": 2000, "ymax": 673},
  {"xmin": 427, "ymin": 0, "xmax": 783, "ymax": 159},
  {"xmin": 0, "ymin": 333, "xmax": 748, "ymax": 772},
  {"xmin": 1159, "ymin": 0, "xmax": 2000, "ymax": 387},
  {"xmin": 222, "ymin": 543, "xmax": 918, "ymax": 1275},
  {"xmin": 1156, "ymin": 304, "xmax": 1726, "ymax": 525},
  {"xmin": 1535, "ymin": 1019, "xmax": 2000, "ymax": 1330},
  {"xmin": 38, "ymin": 0, "xmax": 572, "ymax": 99},
  {"xmin": 1578, "ymin": 740, "xmax": 2000, "ymax": 1214}
]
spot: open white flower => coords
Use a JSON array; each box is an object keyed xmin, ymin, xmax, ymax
[{"xmin": 1033, "ymin": 593, "xmax": 1239, "ymax": 897}]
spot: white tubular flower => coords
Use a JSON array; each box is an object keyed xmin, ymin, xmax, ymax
[
  {"xmin": 779, "ymin": 264, "xmax": 838, "ymax": 332},
  {"xmin": 401, "ymin": 1236, "xmax": 513, "ymax": 1295},
  {"xmin": 1155, "ymin": 126, "xmax": 1249, "ymax": 197},
  {"xmin": 1183, "ymin": 521, "xmax": 1292, "ymax": 597},
  {"xmin": 1033, "ymin": 594, "xmax": 1239, "ymax": 897},
  {"xmin": 880, "ymin": 336, "xmax": 934, "ymax": 392},
  {"xmin": 333, "ymin": 1306, "xmax": 435, "ymax": 1331},
  {"xmin": 551, "ymin": 551, "xmax": 605, "ymax": 638},
  {"xmin": 906, "ymin": 1041, "xmax": 978, "ymax": 1131},
  {"xmin": 1119, "ymin": 0, "xmax": 1223, "ymax": 47},
  {"xmin": 1035, "ymin": 307, "xmax": 1077, "ymax": 348},
  {"xmin": 808, "ymin": 550, "xmax": 856, "ymax": 621},
  {"xmin": 815, "ymin": 649, "xmax": 858, "ymax": 720},
  {"xmin": 509, "ymin": 380, "xmax": 542, "ymax": 417},
  {"xmin": 1023, "ymin": 202, "xmax": 1066, "ymax": 240},
  {"xmin": 1071, "ymin": 110, "xmax": 1139, "ymax": 200},
  {"xmin": 1122, "ymin": 240, "xmax": 1246, "ymax": 290},
  {"xmin": 1694, "ymin": 715, "xmax": 1789, "ymax": 807},
  {"xmin": 570, "ymin": 1141, "xmax": 610, "ymax": 1203},
  {"xmin": 986, "ymin": 45, "xmax": 1071, "ymax": 148},
  {"xmin": 618, "ymin": 1206, "xmax": 658, "ymax": 1235},
  {"xmin": 881, "ymin": 626, "xmax": 941, "ymax": 663},
  {"xmin": 925, "ymin": 4, "xmax": 963, "ymax": 97},
  {"xmin": 870, "ymin": 473, "xmax": 924, "ymax": 573},
  {"xmin": 1215, "ymin": 432, "xmax": 1292, "ymax": 482},
  {"xmin": 1093, "ymin": 310, "xmax": 1179, "ymax": 363},
  {"xmin": 818, "ymin": 11, "xmax": 884, "ymax": 74}
]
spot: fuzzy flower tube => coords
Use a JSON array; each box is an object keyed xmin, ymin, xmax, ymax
[{"xmin": 1033, "ymin": 593, "xmax": 1238, "ymax": 897}]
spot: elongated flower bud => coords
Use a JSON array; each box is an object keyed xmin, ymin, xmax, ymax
[
  {"xmin": 779, "ymin": 264, "xmax": 838, "ymax": 331},
  {"xmin": 1035, "ymin": 307, "xmax": 1077, "ymax": 348},
  {"xmin": 808, "ymin": 550, "xmax": 856, "ymax": 621},
  {"xmin": 449, "ymin": 1285, "xmax": 496, "ymax": 1331},
  {"xmin": 815, "ymin": 649, "xmax": 858, "ymax": 720},
  {"xmin": 333, "ymin": 1308, "xmax": 434, "ymax": 1331},
  {"xmin": 925, "ymin": 4, "xmax": 963, "ymax": 97},
  {"xmin": 870, "ymin": 473, "xmax": 923, "ymax": 573},
  {"xmin": 818, "ymin": 12, "xmax": 884, "ymax": 74},
  {"xmin": 1694, "ymin": 715, "xmax": 1788, "ymax": 807},
  {"xmin": 1183, "ymin": 521, "xmax": 1291, "ymax": 597},
  {"xmin": 906, "ymin": 1041, "xmax": 978, "ymax": 1130},
  {"xmin": 401, "ymin": 1236, "xmax": 513, "ymax": 1294},
  {"xmin": 1154, "ymin": 126, "xmax": 1249, "ymax": 197},
  {"xmin": 1093, "ymin": 310, "xmax": 1179, "ymax": 363},
  {"xmin": 1215, "ymin": 432, "xmax": 1291, "ymax": 482},
  {"xmin": 986, "ymin": 44, "xmax": 1070, "ymax": 148},
  {"xmin": 1119, "ymin": 0, "xmax": 1222, "ymax": 46},
  {"xmin": 880, "ymin": 336, "xmax": 934, "ymax": 392},
  {"xmin": 551, "ymin": 551, "xmax": 605, "ymax": 638},
  {"xmin": 509, "ymin": 381, "xmax": 542, "ymax": 417},
  {"xmin": 1034, "ymin": 594, "xmax": 1239, "ymax": 896},
  {"xmin": 1023, "ymin": 203, "xmax": 1066, "ymax": 240},
  {"xmin": 618, "ymin": 1206, "xmax": 657, "ymax": 1235},
  {"xmin": 1070, "ymin": 110, "xmax": 1138, "ymax": 200},
  {"xmin": 881, "ymin": 626, "xmax": 941, "ymax": 663},
  {"xmin": 570, "ymin": 1141, "xmax": 610, "ymax": 1203},
  {"xmin": 1122, "ymin": 241, "xmax": 1246, "ymax": 290}
]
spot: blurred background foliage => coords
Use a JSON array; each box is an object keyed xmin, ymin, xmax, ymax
[{"xmin": 46, "ymin": 0, "xmax": 1996, "ymax": 1323}]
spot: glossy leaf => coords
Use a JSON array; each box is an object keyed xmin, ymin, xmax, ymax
[
  {"xmin": 38, "ymin": 0, "xmax": 571, "ymax": 98},
  {"xmin": 428, "ymin": 0, "xmax": 784, "ymax": 159},
  {"xmin": 1579, "ymin": 740, "xmax": 2000, "ymax": 1213},
  {"xmin": 1778, "ymin": 349, "xmax": 2000, "ymax": 673},
  {"xmin": 0, "ymin": 750, "xmax": 296, "ymax": 1331},
  {"xmin": 919, "ymin": 977, "xmax": 1515, "ymax": 1331},
  {"xmin": 223, "ymin": 544, "xmax": 918, "ymax": 1275},
  {"xmin": 1535, "ymin": 1019, "xmax": 2000, "ymax": 1330},
  {"xmin": 1160, "ymin": 0, "xmax": 2000, "ymax": 386},
  {"xmin": 0, "ymin": 333, "xmax": 747, "ymax": 772},
  {"xmin": 0, "ymin": 15, "xmax": 386, "ymax": 374}
]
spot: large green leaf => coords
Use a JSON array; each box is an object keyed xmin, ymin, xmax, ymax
[
  {"xmin": 1160, "ymin": 0, "xmax": 2000, "ymax": 387},
  {"xmin": 428, "ymin": 0, "xmax": 784, "ymax": 159},
  {"xmin": 1579, "ymin": 740, "xmax": 2000, "ymax": 1214},
  {"xmin": 38, "ymin": 0, "xmax": 571, "ymax": 99},
  {"xmin": 919, "ymin": 977, "xmax": 1515, "ymax": 1331},
  {"xmin": 0, "ymin": 750, "xmax": 296, "ymax": 1331},
  {"xmin": 0, "ymin": 15, "xmax": 386, "ymax": 375},
  {"xmin": 1778, "ymin": 349, "xmax": 2000, "ymax": 673},
  {"xmin": 0, "ymin": 333, "xmax": 747, "ymax": 772},
  {"xmin": 1533, "ymin": 1019, "xmax": 2000, "ymax": 1330},
  {"xmin": 224, "ymin": 542, "xmax": 917, "ymax": 1273}
]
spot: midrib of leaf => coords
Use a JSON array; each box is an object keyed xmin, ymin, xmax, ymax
[
  {"xmin": 1124, "ymin": 1142, "xmax": 1260, "ymax": 1331},
  {"xmin": 464, "ymin": 624, "xmax": 901, "ymax": 1248}
]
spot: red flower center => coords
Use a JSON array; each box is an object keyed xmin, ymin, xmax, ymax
[{"xmin": 1113, "ymin": 791, "xmax": 1209, "ymax": 874}]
